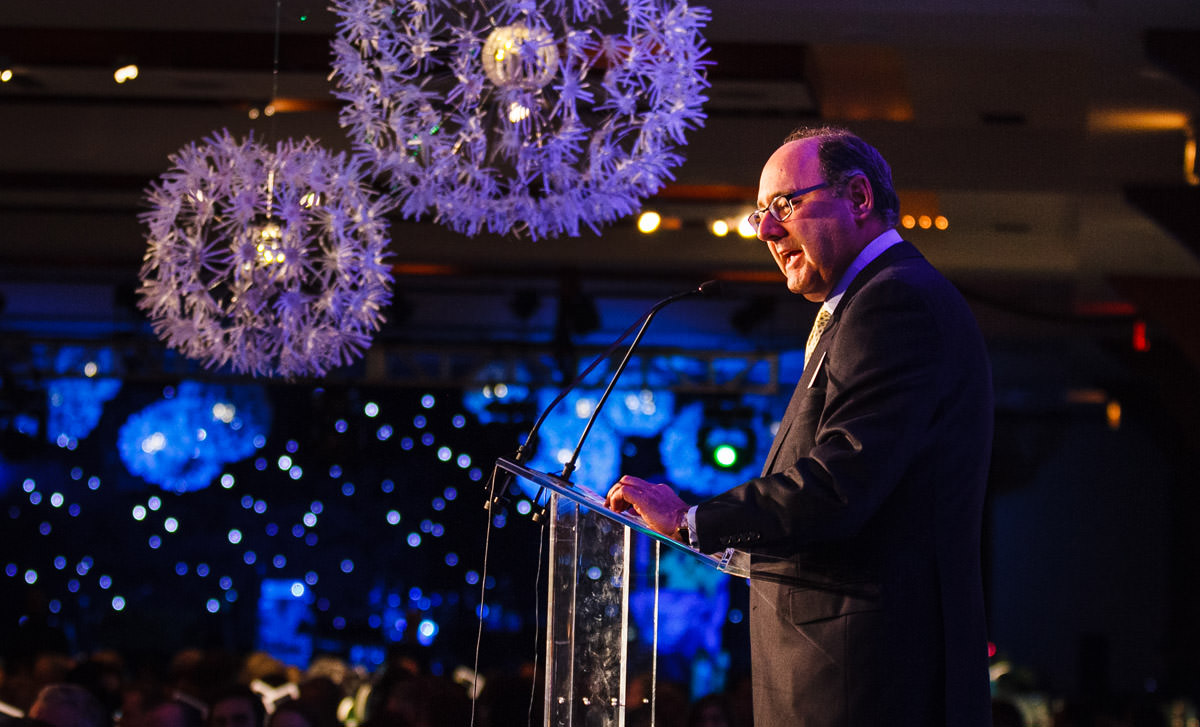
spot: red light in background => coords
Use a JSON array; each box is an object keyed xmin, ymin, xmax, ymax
[
  {"xmin": 1132, "ymin": 320, "xmax": 1150, "ymax": 352},
  {"xmin": 988, "ymin": 642, "xmax": 998, "ymax": 658}
]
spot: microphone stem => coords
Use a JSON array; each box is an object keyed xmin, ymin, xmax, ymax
[
  {"xmin": 514, "ymin": 308, "xmax": 651, "ymax": 465},
  {"xmin": 560, "ymin": 298, "xmax": 677, "ymax": 478}
]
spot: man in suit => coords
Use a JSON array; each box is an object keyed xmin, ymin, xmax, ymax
[{"xmin": 605, "ymin": 126, "xmax": 994, "ymax": 726}]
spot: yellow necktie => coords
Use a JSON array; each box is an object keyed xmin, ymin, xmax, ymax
[{"xmin": 805, "ymin": 308, "xmax": 832, "ymax": 362}]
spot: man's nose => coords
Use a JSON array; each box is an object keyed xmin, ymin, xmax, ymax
[{"xmin": 756, "ymin": 214, "xmax": 783, "ymax": 243}]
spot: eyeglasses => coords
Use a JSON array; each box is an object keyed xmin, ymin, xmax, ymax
[{"xmin": 747, "ymin": 181, "xmax": 831, "ymax": 231}]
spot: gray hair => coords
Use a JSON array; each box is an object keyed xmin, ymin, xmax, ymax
[{"xmin": 782, "ymin": 126, "xmax": 901, "ymax": 227}]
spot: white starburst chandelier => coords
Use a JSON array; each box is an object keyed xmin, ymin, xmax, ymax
[
  {"xmin": 138, "ymin": 131, "xmax": 395, "ymax": 378},
  {"xmin": 329, "ymin": 0, "xmax": 711, "ymax": 239}
]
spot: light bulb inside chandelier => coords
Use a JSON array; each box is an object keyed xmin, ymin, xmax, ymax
[
  {"xmin": 481, "ymin": 24, "xmax": 559, "ymax": 91},
  {"xmin": 252, "ymin": 218, "xmax": 286, "ymax": 268}
]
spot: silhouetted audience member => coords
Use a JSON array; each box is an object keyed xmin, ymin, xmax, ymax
[
  {"xmin": 992, "ymin": 698, "xmax": 1026, "ymax": 727},
  {"xmin": 386, "ymin": 677, "xmax": 469, "ymax": 727},
  {"xmin": 142, "ymin": 696, "xmax": 203, "ymax": 727},
  {"xmin": 207, "ymin": 686, "xmax": 264, "ymax": 727},
  {"xmin": 474, "ymin": 666, "xmax": 541, "ymax": 727},
  {"xmin": 28, "ymin": 684, "xmax": 108, "ymax": 727},
  {"xmin": 264, "ymin": 701, "xmax": 317, "ymax": 727},
  {"xmin": 687, "ymin": 693, "xmax": 738, "ymax": 727},
  {"xmin": 67, "ymin": 652, "xmax": 126, "ymax": 723},
  {"xmin": 624, "ymin": 675, "xmax": 688, "ymax": 727},
  {"xmin": 292, "ymin": 679, "xmax": 340, "ymax": 727}
]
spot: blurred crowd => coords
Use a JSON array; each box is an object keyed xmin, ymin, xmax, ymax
[
  {"xmin": 0, "ymin": 646, "xmax": 1194, "ymax": 727},
  {"xmin": 0, "ymin": 646, "xmax": 753, "ymax": 727}
]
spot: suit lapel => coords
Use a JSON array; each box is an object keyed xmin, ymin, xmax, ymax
[{"xmin": 759, "ymin": 241, "xmax": 921, "ymax": 476}]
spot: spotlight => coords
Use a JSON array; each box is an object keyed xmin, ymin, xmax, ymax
[
  {"xmin": 0, "ymin": 68, "xmax": 12, "ymax": 83},
  {"xmin": 710, "ymin": 219, "xmax": 729, "ymax": 237},
  {"xmin": 637, "ymin": 211, "xmax": 662, "ymax": 234},
  {"xmin": 737, "ymin": 217, "xmax": 756, "ymax": 238},
  {"xmin": 113, "ymin": 63, "xmax": 139, "ymax": 84},
  {"xmin": 699, "ymin": 423, "xmax": 755, "ymax": 470}
]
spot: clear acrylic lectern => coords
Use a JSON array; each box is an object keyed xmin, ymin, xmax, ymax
[{"xmin": 496, "ymin": 457, "xmax": 748, "ymax": 727}]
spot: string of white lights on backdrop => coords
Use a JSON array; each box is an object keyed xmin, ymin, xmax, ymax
[
  {"xmin": 328, "ymin": 0, "xmax": 712, "ymax": 239},
  {"xmin": 1, "ymin": 389, "xmax": 498, "ymax": 660},
  {"xmin": 138, "ymin": 132, "xmax": 395, "ymax": 377}
]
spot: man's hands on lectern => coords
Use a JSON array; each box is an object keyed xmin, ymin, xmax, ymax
[{"xmin": 605, "ymin": 475, "xmax": 689, "ymax": 538}]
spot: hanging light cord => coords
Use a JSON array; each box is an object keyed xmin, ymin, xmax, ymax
[
  {"xmin": 526, "ymin": 521, "xmax": 546, "ymax": 727},
  {"xmin": 469, "ymin": 467, "xmax": 547, "ymax": 727},
  {"xmin": 469, "ymin": 468, "xmax": 501, "ymax": 727}
]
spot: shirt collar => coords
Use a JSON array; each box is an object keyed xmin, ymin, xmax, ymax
[{"xmin": 821, "ymin": 228, "xmax": 904, "ymax": 316}]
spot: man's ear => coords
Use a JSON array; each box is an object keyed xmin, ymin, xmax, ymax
[{"xmin": 846, "ymin": 174, "xmax": 874, "ymax": 221}]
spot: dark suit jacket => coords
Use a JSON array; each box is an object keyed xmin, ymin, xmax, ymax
[{"xmin": 695, "ymin": 241, "xmax": 993, "ymax": 726}]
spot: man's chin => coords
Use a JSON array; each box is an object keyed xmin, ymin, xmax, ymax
[{"xmin": 789, "ymin": 281, "xmax": 826, "ymax": 302}]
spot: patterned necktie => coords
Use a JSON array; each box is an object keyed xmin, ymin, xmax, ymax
[{"xmin": 805, "ymin": 308, "xmax": 832, "ymax": 362}]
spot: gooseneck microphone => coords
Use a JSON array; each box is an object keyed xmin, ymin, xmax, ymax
[
  {"xmin": 490, "ymin": 280, "xmax": 719, "ymax": 520},
  {"xmin": 557, "ymin": 279, "xmax": 719, "ymax": 481}
]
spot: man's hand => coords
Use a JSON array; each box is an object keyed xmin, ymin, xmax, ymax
[{"xmin": 605, "ymin": 475, "xmax": 688, "ymax": 538}]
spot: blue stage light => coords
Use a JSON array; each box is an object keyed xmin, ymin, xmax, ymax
[{"xmin": 117, "ymin": 381, "xmax": 271, "ymax": 492}]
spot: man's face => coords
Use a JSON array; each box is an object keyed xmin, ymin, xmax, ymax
[
  {"xmin": 209, "ymin": 699, "xmax": 257, "ymax": 727},
  {"xmin": 755, "ymin": 138, "xmax": 861, "ymax": 301}
]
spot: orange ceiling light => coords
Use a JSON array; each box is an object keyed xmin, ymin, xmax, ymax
[
  {"xmin": 807, "ymin": 44, "xmax": 914, "ymax": 123},
  {"xmin": 1087, "ymin": 109, "xmax": 1190, "ymax": 132}
]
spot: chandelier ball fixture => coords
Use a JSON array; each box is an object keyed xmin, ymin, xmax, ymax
[
  {"xmin": 329, "ymin": 0, "xmax": 712, "ymax": 239},
  {"xmin": 137, "ymin": 131, "xmax": 395, "ymax": 378}
]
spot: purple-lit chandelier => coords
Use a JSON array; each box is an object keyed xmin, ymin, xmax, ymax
[
  {"xmin": 329, "ymin": 0, "xmax": 711, "ymax": 239},
  {"xmin": 138, "ymin": 131, "xmax": 394, "ymax": 378}
]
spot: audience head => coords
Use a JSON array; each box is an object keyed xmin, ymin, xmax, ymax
[
  {"xmin": 28, "ymin": 684, "xmax": 108, "ymax": 727},
  {"xmin": 142, "ymin": 697, "xmax": 203, "ymax": 727},
  {"xmin": 264, "ymin": 701, "xmax": 315, "ymax": 727},
  {"xmin": 207, "ymin": 687, "xmax": 264, "ymax": 727}
]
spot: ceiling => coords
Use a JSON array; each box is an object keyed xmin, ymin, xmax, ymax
[{"xmin": 1, "ymin": 0, "xmax": 1199, "ymax": 374}]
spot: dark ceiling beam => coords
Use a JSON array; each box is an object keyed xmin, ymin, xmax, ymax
[{"xmin": 0, "ymin": 27, "xmax": 807, "ymax": 80}]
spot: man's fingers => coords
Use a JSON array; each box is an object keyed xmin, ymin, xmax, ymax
[{"xmin": 605, "ymin": 483, "xmax": 631, "ymax": 511}]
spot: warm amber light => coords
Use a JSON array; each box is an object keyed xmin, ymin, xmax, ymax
[
  {"xmin": 636, "ymin": 211, "xmax": 661, "ymax": 234},
  {"xmin": 934, "ymin": 215, "xmax": 949, "ymax": 230},
  {"xmin": 900, "ymin": 214, "xmax": 916, "ymax": 229},
  {"xmin": 507, "ymin": 101, "xmax": 531, "ymax": 123},
  {"xmin": 1106, "ymin": 400, "xmax": 1122, "ymax": 430},
  {"xmin": 737, "ymin": 217, "xmax": 757, "ymax": 238},
  {"xmin": 113, "ymin": 64, "xmax": 139, "ymax": 83},
  {"xmin": 1185, "ymin": 129, "xmax": 1198, "ymax": 186},
  {"xmin": 0, "ymin": 69, "xmax": 12, "ymax": 83},
  {"xmin": 918, "ymin": 215, "xmax": 932, "ymax": 229},
  {"xmin": 710, "ymin": 219, "xmax": 729, "ymax": 237},
  {"xmin": 1088, "ymin": 109, "xmax": 1190, "ymax": 132}
]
